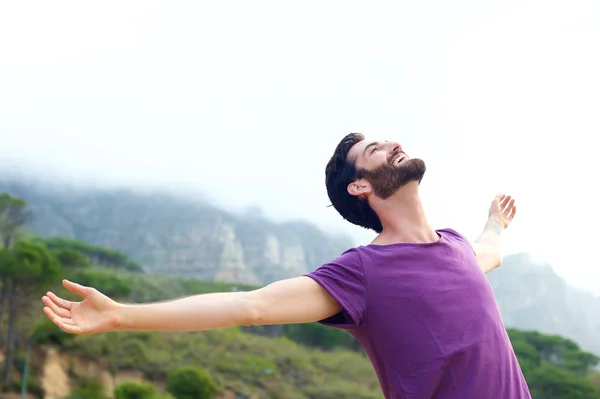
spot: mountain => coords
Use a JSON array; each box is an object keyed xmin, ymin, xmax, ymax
[
  {"xmin": 2, "ymin": 179, "xmax": 599, "ymax": 357},
  {"xmin": 488, "ymin": 253, "xmax": 600, "ymax": 357},
  {"xmin": 0, "ymin": 179, "xmax": 353, "ymax": 285}
]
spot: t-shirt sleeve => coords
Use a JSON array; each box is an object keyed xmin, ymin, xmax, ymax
[
  {"xmin": 442, "ymin": 228, "xmax": 477, "ymax": 256},
  {"xmin": 304, "ymin": 248, "xmax": 367, "ymax": 328}
]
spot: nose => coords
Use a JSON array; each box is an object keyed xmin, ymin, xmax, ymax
[{"xmin": 388, "ymin": 142, "xmax": 402, "ymax": 154}]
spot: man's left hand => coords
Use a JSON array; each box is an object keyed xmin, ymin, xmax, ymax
[{"xmin": 489, "ymin": 193, "xmax": 517, "ymax": 229}]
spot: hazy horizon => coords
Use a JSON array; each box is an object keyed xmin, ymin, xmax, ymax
[
  {"xmin": 1, "ymin": 169, "xmax": 597, "ymax": 300},
  {"xmin": 1, "ymin": 0, "xmax": 598, "ymax": 295}
]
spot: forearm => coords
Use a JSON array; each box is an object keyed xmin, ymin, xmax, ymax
[
  {"xmin": 114, "ymin": 276, "xmax": 341, "ymax": 332},
  {"xmin": 115, "ymin": 291, "xmax": 258, "ymax": 332},
  {"xmin": 476, "ymin": 217, "xmax": 504, "ymax": 250},
  {"xmin": 473, "ymin": 217, "xmax": 504, "ymax": 273}
]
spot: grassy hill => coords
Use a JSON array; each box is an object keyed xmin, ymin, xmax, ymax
[
  {"xmin": 1, "ymin": 190, "xmax": 600, "ymax": 398},
  {"xmin": 28, "ymin": 267, "xmax": 381, "ymax": 399},
  {"xmin": 3, "ymin": 179, "xmax": 600, "ymax": 361},
  {"xmin": 22, "ymin": 265, "xmax": 598, "ymax": 399}
]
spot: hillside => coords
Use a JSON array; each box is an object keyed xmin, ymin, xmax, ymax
[
  {"xmin": 0, "ymin": 180, "xmax": 352, "ymax": 285},
  {"xmin": 1, "ymin": 188, "xmax": 600, "ymax": 397},
  {"xmin": 488, "ymin": 253, "xmax": 600, "ymax": 357},
  {"xmin": 11, "ymin": 266, "xmax": 600, "ymax": 399},
  {"xmin": 2, "ymin": 179, "xmax": 600, "ymax": 358}
]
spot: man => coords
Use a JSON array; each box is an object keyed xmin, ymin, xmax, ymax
[{"xmin": 42, "ymin": 133, "xmax": 530, "ymax": 398}]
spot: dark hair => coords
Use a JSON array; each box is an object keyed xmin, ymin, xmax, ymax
[{"xmin": 325, "ymin": 133, "xmax": 383, "ymax": 233}]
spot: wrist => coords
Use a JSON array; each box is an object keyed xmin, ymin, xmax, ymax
[
  {"xmin": 485, "ymin": 216, "xmax": 504, "ymax": 233},
  {"xmin": 112, "ymin": 302, "xmax": 130, "ymax": 331}
]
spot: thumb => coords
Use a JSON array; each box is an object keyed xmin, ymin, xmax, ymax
[
  {"xmin": 491, "ymin": 193, "xmax": 504, "ymax": 207},
  {"xmin": 62, "ymin": 279, "xmax": 95, "ymax": 298}
]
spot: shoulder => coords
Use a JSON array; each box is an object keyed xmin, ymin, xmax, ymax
[
  {"xmin": 438, "ymin": 228, "xmax": 475, "ymax": 254},
  {"xmin": 438, "ymin": 227, "xmax": 468, "ymax": 242},
  {"xmin": 307, "ymin": 247, "xmax": 366, "ymax": 281},
  {"xmin": 321, "ymin": 246, "xmax": 365, "ymax": 271}
]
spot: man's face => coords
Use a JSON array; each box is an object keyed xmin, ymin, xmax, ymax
[{"xmin": 346, "ymin": 139, "xmax": 426, "ymax": 199}]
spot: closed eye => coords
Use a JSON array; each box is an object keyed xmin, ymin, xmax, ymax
[{"xmin": 370, "ymin": 147, "xmax": 377, "ymax": 154}]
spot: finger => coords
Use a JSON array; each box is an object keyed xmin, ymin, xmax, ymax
[
  {"xmin": 503, "ymin": 198, "xmax": 515, "ymax": 214},
  {"xmin": 63, "ymin": 279, "xmax": 94, "ymax": 298},
  {"xmin": 58, "ymin": 323, "xmax": 83, "ymax": 334},
  {"xmin": 47, "ymin": 291, "xmax": 74, "ymax": 310},
  {"xmin": 56, "ymin": 317, "xmax": 77, "ymax": 325},
  {"xmin": 509, "ymin": 205, "xmax": 517, "ymax": 219},
  {"xmin": 42, "ymin": 296, "xmax": 71, "ymax": 318},
  {"xmin": 42, "ymin": 307, "xmax": 76, "ymax": 326},
  {"xmin": 500, "ymin": 195, "xmax": 512, "ymax": 209},
  {"xmin": 43, "ymin": 305, "xmax": 67, "ymax": 321},
  {"xmin": 43, "ymin": 307, "xmax": 83, "ymax": 334}
]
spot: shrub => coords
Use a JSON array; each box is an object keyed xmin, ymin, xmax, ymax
[
  {"xmin": 166, "ymin": 366, "xmax": 219, "ymax": 399},
  {"xmin": 114, "ymin": 381, "xmax": 158, "ymax": 399}
]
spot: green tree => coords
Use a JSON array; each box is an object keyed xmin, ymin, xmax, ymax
[
  {"xmin": 527, "ymin": 364, "xmax": 600, "ymax": 399},
  {"xmin": 114, "ymin": 381, "xmax": 158, "ymax": 399},
  {"xmin": 68, "ymin": 268, "xmax": 132, "ymax": 298},
  {"xmin": 166, "ymin": 366, "xmax": 219, "ymax": 399},
  {"xmin": 0, "ymin": 194, "xmax": 29, "ymax": 336},
  {"xmin": 37, "ymin": 236, "xmax": 143, "ymax": 272},
  {"xmin": 508, "ymin": 329, "xmax": 600, "ymax": 376},
  {"xmin": 0, "ymin": 193, "xmax": 28, "ymax": 249},
  {"xmin": 510, "ymin": 339, "xmax": 541, "ymax": 375},
  {"xmin": 508, "ymin": 329, "xmax": 600, "ymax": 398},
  {"xmin": 52, "ymin": 248, "xmax": 91, "ymax": 269},
  {"xmin": 0, "ymin": 239, "xmax": 61, "ymax": 386}
]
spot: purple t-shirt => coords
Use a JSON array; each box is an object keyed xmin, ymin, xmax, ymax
[{"xmin": 305, "ymin": 228, "xmax": 531, "ymax": 399}]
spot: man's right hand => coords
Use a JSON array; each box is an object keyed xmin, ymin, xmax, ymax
[
  {"xmin": 42, "ymin": 276, "xmax": 342, "ymax": 334},
  {"xmin": 42, "ymin": 279, "xmax": 121, "ymax": 335}
]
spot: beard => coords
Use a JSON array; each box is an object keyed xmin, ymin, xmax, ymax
[{"xmin": 361, "ymin": 158, "xmax": 426, "ymax": 199}]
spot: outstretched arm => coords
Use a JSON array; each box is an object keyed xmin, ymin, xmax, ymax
[
  {"xmin": 42, "ymin": 276, "xmax": 341, "ymax": 335},
  {"xmin": 472, "ymin": 194, "xmax": 516, "ymax": 274}
]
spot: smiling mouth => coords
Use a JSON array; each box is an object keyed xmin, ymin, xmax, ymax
[{"xmin": 390, "ymin": 152, "xmax": 408, "ymax": 165}]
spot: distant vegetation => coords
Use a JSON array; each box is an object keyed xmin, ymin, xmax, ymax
[
  {"xmin": 36, "ymin": 236, "xmax": 144, "ymax": 272},
  {"xmin": 1, "ymin": 192, "xmax": 600, "ymax": 398}
]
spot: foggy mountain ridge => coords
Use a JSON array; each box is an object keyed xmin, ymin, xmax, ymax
[
  {"xmin": 1, "ymin": 177, "xmax": 599, "ymax": 357},
  {"xmin": 0, "ymin": 178, "xmax": 354, "ymax": 285},
  {"xmin": 488, "ymin": 252, "xmax": 600, "ymax": 357}
]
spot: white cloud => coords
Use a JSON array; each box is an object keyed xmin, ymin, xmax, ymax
[{"xmin": 0, "ymin": 0, "xmax": 598, "ymax": 294}]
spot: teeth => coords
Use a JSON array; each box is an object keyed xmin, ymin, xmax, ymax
[{"xmin": 391, "ymin": 153, "xmax": 406, "ymax": 165}]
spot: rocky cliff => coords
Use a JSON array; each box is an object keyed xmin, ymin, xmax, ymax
[
  {"xmin": 2, "ymin": 179, "xmax": 599, "ymax": 357},
  {"xmin": 0, "ymin": 180, "xmax": 353, "ymax": 285},
  {"xmin": 0, "ymin": 345, "xmax": 248, "ymax": 399},
  {"xmin": 488, "ymin": 253, "xmax": 600, "ymax": 357}
]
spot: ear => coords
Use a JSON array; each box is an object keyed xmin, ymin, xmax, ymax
[{"xmin": 347, "ymin": 179, "xmax": 372, "ymax": 198}]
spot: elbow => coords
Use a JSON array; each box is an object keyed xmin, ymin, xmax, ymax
[
  {"xmin": 486, "ymin": 252, "xmax": 503, "ymax": 273},
  {"xmin": 493, "ymin": 252, "xmax": 503, "ymax": 268},
  {"xmin": 238, "ymin": 292, "xmax": 264, "ymax": 327},
  {"xmin": 476, "ymin": 249, "xmax": 502, "ymax": 274}
]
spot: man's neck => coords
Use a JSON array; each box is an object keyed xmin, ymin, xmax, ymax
[{"xmin": 369, "ymin": 182, "xmax": 438, "ymax": 245}]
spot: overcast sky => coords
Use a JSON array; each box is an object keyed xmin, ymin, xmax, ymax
[{"xmin": 0, "ymin": 0, "xmax": 598, "ymax": 295}]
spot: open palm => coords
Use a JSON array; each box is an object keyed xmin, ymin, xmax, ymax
[
  {"xmin": 489, "ymin": 193, "xmax": 517, "ymax": 229},
  {"xmin": 42, "ymin": 280, "xmax": 120, "ymax": 335}
]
